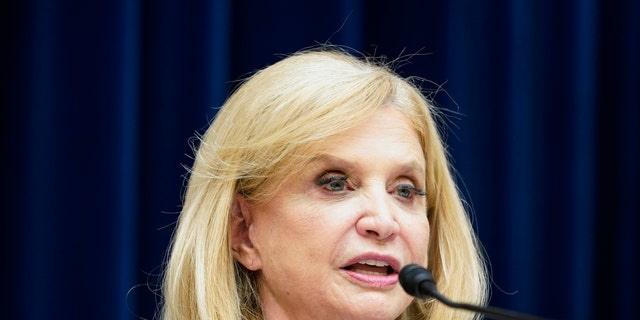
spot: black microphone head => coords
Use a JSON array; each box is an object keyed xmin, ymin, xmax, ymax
[{"xmin": 399, "ymin": 264, "xmax": 437, "ymax": 299}]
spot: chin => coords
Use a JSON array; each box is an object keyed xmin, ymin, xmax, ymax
[{"xmin": 341, "ymin": 294, "xmax": 411, "ymax": 320}]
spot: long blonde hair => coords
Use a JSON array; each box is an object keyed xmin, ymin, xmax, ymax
[{"xmin": 161, "ymin": 48, "xmax": 488, "ymax": 320}]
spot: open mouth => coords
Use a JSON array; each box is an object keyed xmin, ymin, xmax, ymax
[{"xmin": 342, "ymin": 259, "xmax": 396, "ymax": 276}]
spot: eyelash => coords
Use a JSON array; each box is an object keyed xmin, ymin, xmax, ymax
[{"xmin": 394, "ymin": 184, "xmax": 427, "ymax": 199}]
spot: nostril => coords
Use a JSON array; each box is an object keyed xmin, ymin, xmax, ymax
[
  {"xmin": 365, "ymin": 226, "xmax": 395, "ymax": 241},
  {"xmin": 356, "ymin": 215, "xmax": 399, "ymax": 241}
]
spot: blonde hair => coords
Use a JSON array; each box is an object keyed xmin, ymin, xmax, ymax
[{"xmin": 161, "ymin": 47, "xmax": 488, "ymax": 320}]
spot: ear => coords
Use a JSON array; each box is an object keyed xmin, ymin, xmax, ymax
[{"xmin": 230, "ymin": 193, "xmax": 262, "ymax": 271}]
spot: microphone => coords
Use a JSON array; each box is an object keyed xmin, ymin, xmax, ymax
[{"xmin": 399, "ymin": 264, "xmax": 552, "ymax": 320}]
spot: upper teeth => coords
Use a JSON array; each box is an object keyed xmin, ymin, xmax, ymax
[{"xmin": 360, "ymin": 259, "xmax": 390, "ymax": 267}]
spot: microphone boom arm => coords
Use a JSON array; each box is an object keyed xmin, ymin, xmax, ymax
[
  {"xmin": 427, "ymin": 288, "xmax": 548, "ymax": 320},
  {"xmin": 399, "ymin": 264, "xmax": 553, "ymax": 320}
]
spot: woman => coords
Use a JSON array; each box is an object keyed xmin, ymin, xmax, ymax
[{"xmin": 161, "ymin": 48, "xmax": 488, "ymax": 319}]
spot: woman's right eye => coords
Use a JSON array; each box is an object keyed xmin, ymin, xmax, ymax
[
  {"xmin": 316, "ymin": 175, "xmax": 349, "ymax": 192},
  {"xmin": 327, "ymin": 179, "xmax": 347, "ymax": 191}
]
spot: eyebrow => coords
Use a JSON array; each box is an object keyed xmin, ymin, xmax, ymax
[
  {"xmin": 308, "ymin": 154, "xmax": 358, "ymax": 172},
  {"xmin": 308, "ymin": 153, "xmax": 426, "ymax": 179}
]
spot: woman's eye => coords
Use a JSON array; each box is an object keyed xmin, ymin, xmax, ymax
[
  {"xmin": 397, "ymin": 186, "xmax": 412, "ymax": 198},
  {"xmin": 395, "ymin": 184, "xmax": 427, "ymax": 199},
  {"xmin": 327, "ymin": 180, "xmax": 346, "ymax": 191},
  {"xmin": 316, "ymin": 175, "xmax": 349, "ymax": 192}
]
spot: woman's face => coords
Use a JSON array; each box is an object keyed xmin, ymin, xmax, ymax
[{"xmin": 235, "ymin": 106, "xmax": 430, "ymax": 320}]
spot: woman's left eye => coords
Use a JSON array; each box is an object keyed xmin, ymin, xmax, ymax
[{"xmin": 394, "ymin": 184, "xmax": 427, "ymax": 199}]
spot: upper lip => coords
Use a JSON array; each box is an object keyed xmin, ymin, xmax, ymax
[{"xmin": 341, "ymin": 252, "xmax": 402, "ymax": 273}]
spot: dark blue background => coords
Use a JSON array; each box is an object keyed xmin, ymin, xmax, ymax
[{"xmin": 2, "ymin": 0, "xmax": 638, "ymax": 319}]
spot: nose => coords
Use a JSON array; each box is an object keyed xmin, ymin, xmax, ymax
[{"xmin": 355, "ymin": 189, "xmax": 400, "ymax": 241}]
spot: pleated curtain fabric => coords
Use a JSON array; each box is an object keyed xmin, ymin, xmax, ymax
[{"xmin": 1, "ymin": 0, "xmax": 637, "ymax": 319}]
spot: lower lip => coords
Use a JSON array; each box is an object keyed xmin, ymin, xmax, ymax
[{"xmin": 342, "ymin": 269, "xmax": 399, "ymax": 287}]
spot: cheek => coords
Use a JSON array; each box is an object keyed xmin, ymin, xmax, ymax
[
  {"xmin": 404, "ymin": 215, "xmax": 430, "ymax": 262},
  {"xmin": 250, "ymin": 200, "xmax": 345, "ymax": 258}
]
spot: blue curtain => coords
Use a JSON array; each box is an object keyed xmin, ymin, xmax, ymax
[{"xmin": 2, "ymin": 1, "xmax": 638, "ymax": 319}]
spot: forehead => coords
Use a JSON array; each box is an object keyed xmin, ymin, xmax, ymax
[{"xmin": 304, "ymin": 107, "xmax": 425, "ymax": 173}]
